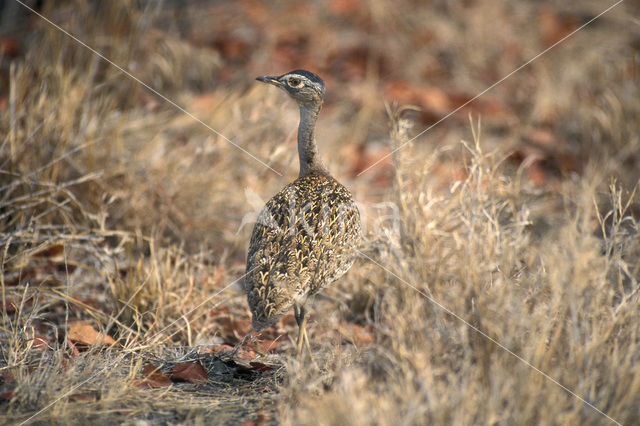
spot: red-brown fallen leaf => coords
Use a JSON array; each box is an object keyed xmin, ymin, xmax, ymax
[
  {"xmin": 2, "ymin": 299, "xmax": 18, "ymax": 313},
  {"xmin": 210, "ymin": 35, "xmax": 249, "ymax": 61},
  {"xmin": 242, "ymin": 413, "xmax": 269, "ymax": 426},
  {"xmin": 528, "ymin": 162, "xmax": 548, "ymax": 186},
  {"xmin": 0, "ymin": 388, "xmax": 14, "ymax": 401},
  {"xmin": 524, "ymin": 129, "xmax": 557, "ymax": 148},
  {"xmin": 0, "ymin": 37, "xmax": 20, "ymax": 57},
  {"xmin": 68, "ymin": 323, "xmax": 121, "ymax": 348},
  {"xmin": 191, "ymin": 92, "xmax": 217, "ymax": 114},
  {"xmin": 169, "ymin": 362, "xmax": 208, "ymax": 385},
  {"xmin": 209, "ymin": 305, "xmax": 230, "ymax": 318},
  {"xmin": 539, "ymin": 8, "xmax": 579, "ymax": 47},
  {"xmin": 210, "ymin": 344, "xmax": 234, "ymax": 354},
  {"xmin": 236, "ymin": 348, "xmax": 257, "ymax": 360},
  {"xmin": 34, "ymin": 244, "xmax": 64, "ymax": 258},
  {"xmin": 385, "ymin": 81, "xmax": 507, "ymax": 123},
  {"xmin": 280, "ymin": 312, "xmax": 297, "ymax": 327},
  {"xmin": 248, "ymin": 339, "xmax": 282, "ymax": 353},
  {"xmin": 66, "ymin": 337, "xmax": 81, "ymax": 358},
  {"xmin": 248, "ymin": 361, "xmax": 273, "ymax": 372},
  {"xmin": 351, "ymin": 149, "xmax": 393, "ymax": 178},
  {"xmin": 133, "ymin": 364, "xmax": 171, "ymax": 389},
  {"xmin": 1, "ymin": 372, "xmax": 15, "ymax": 383},
  {"xmin": 386, "ymin": 82, "xmax": 450, "ymax": 114},
  {"xmin": 61, "ymin": 358, "xmax": 73, "ymax": 371},
  {"xmin": 32, "ymin": 334, "xmax": 49, "ymax": 351},
  {"xmin": 240, "ymin": 0, "xmax": 269, "ymax": 26},
  {"xmin": 69, "ymin": 392, "xmax": 98, "ymax": 402},
  {"xmin": 343, "ymin": 323, "xmax": 375, "ymax": 346},
  {"xmin": 329, "ymin": 0, "xmax": 361, "ymax": 16},
  {"xmin": 212, "ymin": 314, "xmax": 253, "ymax": 342}
]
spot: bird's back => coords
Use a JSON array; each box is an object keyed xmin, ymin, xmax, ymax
[{"xmin": 245, "ymin": 173, "xmax": 361, "ymax": 330}]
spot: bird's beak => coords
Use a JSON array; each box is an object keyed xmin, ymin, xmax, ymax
[{"xmin": 256, "ymin": 75, "xmax": 282, "ymax": 87}]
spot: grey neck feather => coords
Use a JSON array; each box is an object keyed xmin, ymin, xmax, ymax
[{"xmin": 297, "ymin": 103, "xmax": 328, "ymax": 176}]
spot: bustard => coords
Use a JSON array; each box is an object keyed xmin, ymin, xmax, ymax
[{"xmin": 245, "ymin": 70, "xmax": 361, "ymax": 355}]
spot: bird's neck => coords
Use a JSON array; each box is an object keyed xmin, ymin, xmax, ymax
[{"xmin": 298, "ymin": 104, "xmax": 328, "ymax": 176}]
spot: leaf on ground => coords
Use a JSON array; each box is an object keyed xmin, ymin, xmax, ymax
[
  {"xmin": 232, "ymin": 357, "xmax": 277, "ymax": 374},
  {"xmin": 386, "ymin": 82, "xmax": 450, "ymax": 115},
  {"xmin": 242, "ymin": 413, "xmax": 269, "ymax": 426},
  {"xmin": 169, "ymin": 362, "xmax": 208, "ymax": 384},
  {"xmin": 210, "ymin": 35, "xmax": 249, "ymax": 61},
  {"xmin": 2, "ymin": 299, "xmax": 18, "ymax": 313},
  {"xmin": 133, "ymin": 364, "xmax": 171, "ymax": 389},
  {"xmin": 0, "ymin": 37, "xmax": 20, "ymax": 57},
  {"xmin": 69, "ymin": 392, "xmax": 98, "ymax": 402},
  {"xmin": 539, "ymin": 8, "xmax": 579, "ymax": 47},
  {"xmin": 191, "ymin": 92, "xmax": 217, "ymax": 114},
  {"xmin": 208, "ymin": 305, "xmax": 231, "ymax": 318},
  {"xmin": 385, "ymin": 81, "xmax": 507, "ymax": 123},
  {"xmin": 32, "ymin": 334, "xmax": 50, "ymax": 351},
  {"xmin": 248, "ymin": 361, "xmax": 273, "ymax": 372},
  {"xmin": 1, "ymin": 372, "xmax": 16, "ymax": 399},
  {"xmin": 209, "ymin": 344, "xmax": 234, "ymax": 353},
  {"xmin": 329, "ymin": 0, "xmax": 361, "ymax": 16},
  {"xmin": 34, "ymin": 244, "xmax": 64, "ymax": 258},
  {"xmin": 247, "ymin": 339, "xmax": 282, "ymax": 353},
  {"xmin": 1, "ymin": 373, "xmax": 15, "ymax": 383},
  {"xmin": 66, "ymin": 338, "xmax": 81, "ymax": 358},
  {"xmin": 0, "ymin": 388, "xmax": 15, "ymax": 401},
  {"xmin": 342, "ymin": 323, "xmax": 375, "ymax": 346},
  {"xmin": 237, "ymin": 348, "xmax": 257, "ymax": 360},
  {"xmin": 348, "ymin": 144, "xmax": 393, "ymax": 179},
  {"xmin": 68, "ymin": 323, "xmax": 121, "ymax": 348}
]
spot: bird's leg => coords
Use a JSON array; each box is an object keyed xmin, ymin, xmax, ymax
[
  {"xmin": 302, "ymin": 324, "xmax": 312, "ymax": 356},
  {"xmin": 301, "ymin": 295, "xmax": 314, "ymax": 356},
  {"xmin": 294, "ymin": 301, "xmax": 307, "ymax": 357},
  {"xmin": 294, "ymin": 298, "xmax": 316, "ymax": 361}
]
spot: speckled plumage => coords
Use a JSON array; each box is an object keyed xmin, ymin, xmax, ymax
[
  {"xmin": 245, "ymin": 70, "xmax": 361, "ymax": 343},
  {"xmin": 246, "ymin": 173, "xmax": 361, "ymax": 330}
]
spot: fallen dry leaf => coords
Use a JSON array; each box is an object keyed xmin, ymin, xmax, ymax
[
  {"xmin": 68, "ymin": 323, "xmax": 121, "ymax": 348},
  {"xmin": 210, "ymin": 344, "xmax": 235, "ymax": 353},
  {"xmin": 247, "ymin": 339, "xmax": 282, "ymax": 353},
  {"xmin": 34, "ymin": 244, "xmax": 64, "ymax": 258},
  {"xmin": 242, "ymin": 413, "xmax": 269, "ymax": 426},
  {"xmin": 66, "ymin": 338, "xmax": 81, "ymax": 358},
  {"xmin": 343, "ymin": 323, "xmax": 375, "ymax": 346},
  {"xmin": 32, "ymin": 334, "xmax": 49, "ymax": 351},
  {"xmin": 190, "ymin": 92, "xmax": 217, "ymax": 114},
  {"xmin": 385, "ymin": 81, "xmax": 507, "ymax": 123},
  {"xmin": 69, "ymin": 392, "xmax": 98, "ymax": 402},
  {"xmin": 248, "ymin": 361, "xmax": 273, "ymax": 372},
  {"xmin": 133, "ymin": 364, "xmax": 171, "ymax": 389},
  {"xmin": 2, "ymin": 299, "xmax": 18, "ymax": 313},
  {"xmin": 329, "ymin": 0, "xmax": 361, "ymax": 16},
  {"xmin": 209, "ymin": 305, "xmax": 231, "ymax": 318},
  {"xmin": 237, "ymin": 348, "xmax": 257, "ymax": 360},
  {"xmin": 0, "ymin": 388, "xmax": 14, "ymax": 401},
  {"xmin": 169, "ymin": 362, "xmax": 208, "ymax": 384},
  {"xmin": 1, "ymin": 372, "xmax": 15, "ymax": 383},
  {"xmin": 0, "ymin": 37, "xmax": 20, "ymax": 57},
  {"xmin": 539, "ymin": 7, "xmax": 579, "ymax": 47},
  {"xmin": 0, "ymin": 372, "xmax": 15, "ymax": 401}
]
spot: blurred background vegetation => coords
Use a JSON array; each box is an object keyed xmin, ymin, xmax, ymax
[{"xmin": 1, "ymin": 0, "xmax": 639, "ymax": 424}]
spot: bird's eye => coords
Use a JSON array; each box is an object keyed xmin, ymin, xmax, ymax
[{"xmin": 288, "ymin": 77, "xmax": 303, "ymax": 88}]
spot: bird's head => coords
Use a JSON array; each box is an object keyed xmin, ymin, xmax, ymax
[{"xmin": 256, "ymin": 70, "xmax": 325, "ymax": 107}]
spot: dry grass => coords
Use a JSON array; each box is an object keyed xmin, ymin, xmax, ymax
[{"xmin": 1, "ymin": 0, "xmax": 639, "ymax": 424}]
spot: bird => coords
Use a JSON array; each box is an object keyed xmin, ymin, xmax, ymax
[{"xmin": 245, "ymin": 70, "xmax": 362, "ymax": 355}]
